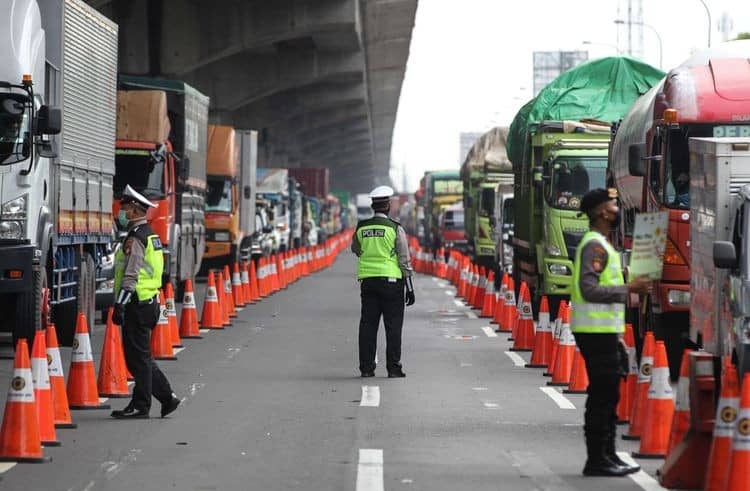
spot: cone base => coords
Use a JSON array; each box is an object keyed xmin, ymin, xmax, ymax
[
  {"xmin": 563, "ymin": 389, "xmax": 587, "ymax": 394},
  {"xmin": 172, "ymin": 344, "xmax": 184, "ymax": 348},
  {"xmin": 206, "ymin": 326, "xmax": 224, "ymax": 330},
  {"xmin": 546, "ymin": 381, "xmax": 569, "ymax": 387},
  {"xmin": 622, "ymin": 434, "xmax": 641, "ymax": 441},
  {"xmin": 99, "ymin": 392, "xmax": 130, "ymax": 398},
  {"xmin": 489, "ymin": 320, "xmax": 498, "ymax": 325},
  {"xmin": 525, "ymin": 363, "xmax": 547, "ymax": 368},
  {"xmin": 543, "ymin": 372, "xmax": 553, "ymax": 377},
  {"xmin": 0, "ymin": 456, "xmax": 51, "ymax": 463},
  {"xmin": 495, "ymin": 328, "xmax": 511, "ymax": 333},
  {"xmin": 631, "ymin": 451, "xmax": 665, "ymax": 459},
  {"xmin": 229, "ymin": 314, "xmax": 237, "ymax": 318},
  {"xmin": 479, "ymin": 314, "xmax": 492, "ymax": 318},
  {"xmin": 70, "ymin": 403, "xmax": 111, "ymax": 410},
  {"xmin": 509, "ymin": 348, "xmax": 532, "ymax": 352},
  {"xmin": 42, "ymin": 440, "xmax": 61, "ymax": 447},
  {"xmin": 507, "ymin": 337, "xmax": 514, "ymax": 342},
  {"xmin": 55, "ymin": 423, "xmax": 77, "ymax": 429},
  {"xmin": 154, "ymin": 356, "xmax": 178, "ymax": 361},
  {"xmin": 180, "ymin": 335, "xmax": 203, "ymax": 339},
  {"xmin": 617, "ymin": 419, "xmax": 629, "ymax": 425}
]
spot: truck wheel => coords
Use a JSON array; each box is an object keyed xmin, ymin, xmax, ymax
[{"xmin": 14, "ymin": 265, "xmax": 47, "ymax": 350}]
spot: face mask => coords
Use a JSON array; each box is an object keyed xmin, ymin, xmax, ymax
[{"xmin": 117, "ymin": 210, "xmax": 129, "ymax": 228}]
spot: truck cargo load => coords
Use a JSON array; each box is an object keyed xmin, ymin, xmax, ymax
[
  {"xmin": 289, "ymin": 168, "xmax": 329, "ymax": 199},
  {"xmin": 207, "ymin": 125, "xmax": 238, "ymax": 177},
  {"xmin": 116, "ymin": 90, "xmax": 170, "ymax": 143}
]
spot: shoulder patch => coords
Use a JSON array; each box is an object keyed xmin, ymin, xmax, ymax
[
  {"xmin": 591, "ymin": 257, "xmax": 604, "ymax": 273},
  {"xmin": 151, "ymin": 236, "xmax": 163, "ymax": 250}
]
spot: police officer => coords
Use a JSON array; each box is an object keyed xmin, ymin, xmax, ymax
[
  {"xmin": 111, "ymin": 185, "xmax": 180, "ymax": 419},
  {"xmin": 572, "ymin": 188, "xmax": 650, "ymax": 476},
  {"xmin": 352, "ymin": 186, "xmax": 415, "ymax": 378}
]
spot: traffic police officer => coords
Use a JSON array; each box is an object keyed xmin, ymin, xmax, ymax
[
  {"xmin": 352, "ymin": 186, "xmax": 415, "ymax": 378},
  {"xmin": 572, "ymin": 188, "xmax": 650, "ymax": 476},
  {"xmin": 111, "ymin": 185, "xmax": 180, "ymax": 419}
]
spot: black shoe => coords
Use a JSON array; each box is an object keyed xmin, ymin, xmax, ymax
[
  {"xmin": 582, "ymin": 458, "xmax": 630, "ymax": 477},
  {"xmin": 161, "ymin": 395, "xmax": 181, "ymax": 418},
  {"xmin": 387, "ymin": 369, "xmax": 406, "ymax": 378},
  {"xmin": 360, "ymin": 371, "xmax": 375, "ymax": 378},
  {"xmin": 607, "ymin": 454, "xmax": 640, "ymax": 474},
  {"xmin": 111, "ymin": 406, "xmax": 149, "ymax": 419}
]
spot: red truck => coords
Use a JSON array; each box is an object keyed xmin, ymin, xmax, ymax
[{"xmin": 609, "ymin": 44, "xmax": 750, "ymax": 373}]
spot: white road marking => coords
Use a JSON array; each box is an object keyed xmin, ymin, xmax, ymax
[
  {"xmin": 481, "ymin": 326, "xmax": 498, "ymax": 338},
  {"xmin": 453, "ymin": 299, "xmax": 464, "ymax": 307},
  {"xmin": 0, "ymin": 463, "xmax": 16, "ymax": 474},
  {"xmin": 99, "ymin": 397, "xmax": 109, "ymax": 404},
  {"xmin": 504, "ymin": 351, "xmax": 526, "ymax": 367},
  {"xmin": 617, "ymin": 452, "xmax": 668, "ymax": 490},
  {"xmin": 360, "ymin": 386, "xmax": 380, "ymax": 407},
  {"xmin": 466, "ymin": 311, "xmax": 478, "ymax": 319},
  {"xmin": 431, "ymin": 277, "xmax": 439, "ymax": 282},
  {"xmin": 444, "ymin": 290, "xmax": 453, "ymax": 296},
  {"xmin": 173, "ymin": 347, "xmax": 185, "ymax": 355},
  {"xmin": 483, "ymin": 402, "xmax": 500, "ymax": 409},
  {"xmin": 356, "ymin": 449, "xmax": 384, "ymax": 491},
  {"xmin": 539, "ymin": 387, "xmax": 576, "ymax": 410},
  {"xmin": 199, "ymin": 329, "xmax": 210, "ymax": 334},
  {"xmin": 460, "ymin": 362, "xmax": 472, "ymax": 367},
  {"xmin": 472, "ymin": 387, "xmax": 488, "ymax": 391}
]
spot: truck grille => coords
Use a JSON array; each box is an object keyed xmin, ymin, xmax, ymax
[{"xmin": 563, "ymin": 231, "xmax": 584, "ymax": 258}]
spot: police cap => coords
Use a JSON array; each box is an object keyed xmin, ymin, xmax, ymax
[
  {"xmin": 120, "ymin": 184, "xmax": 157, "ymax": 209},
  {"xmin": 370, "ymin": 185, "xmax": 395, "ymax": 203},
  {"xmin": 580, "ymin": 187, "xmax": 618, "ymax": 216}
]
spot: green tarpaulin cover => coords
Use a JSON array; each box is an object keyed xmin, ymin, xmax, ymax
[{"xmin": 507, "ymin": 57, "xmax": 665, "ymax": 166}]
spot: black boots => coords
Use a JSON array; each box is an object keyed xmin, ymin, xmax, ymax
[{"xmin": 583, "ymin": 432, "xmax": 638, "ymax": 477}]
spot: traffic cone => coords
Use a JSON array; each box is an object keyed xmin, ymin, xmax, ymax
[
  {"xmin": 480, "ymin": 270, "xmax": 496, "ymax": 318},
  {"xmin": 547, "ymin": 304, "xmax": 574, "ymax": 387},
  {"xmin": 623, "ymin": 331, "xmax": 655, "ymax": 440},
  {"xmin": 45, "ymin": 324, "xmax": 76, "ymax": 429},
  {"xmin": 617, "ymin": 323, "xmax": 638, "ymax": 424},
  {"xmin": 97, "ymin": 307, "xmax": 130, "ymax": 398},
  {"xmin": 705, "ymin": 360, "xmax": 740, "ymax": 491},
  {"xmin": 151, "ymin": 292, "xmax": 177, "ymax": 360},
  {"xmin": 201, "ymin": 272, "xmax": 223, "ymax": 329},
  {"xmin": 0, "ymin": 339, "xmax": 50, "ymax": 462},
  {"xmin": 223, "ymin": 265, "xmax": 237, "ymax": 317},
  {"xmin": 269, "ymin": 255, "xmax": 280, "ymax": 293},
  {"xmin": 67, "ymin": 313, "xmax": 110, "ymax": 410},
  {"xmin": 164, "ymin": 282, "xmax": 182, "ymax": 348},
  {"xmin": 509, "ymin": 281, "xmax": 528, "ymax": 342},
  {"xmin": 511, "ymin": 283, "xmax": 535, "ymax": 351},
  {"xmin": 179, "ymin": 279, "xmax": 202, "ymax": 338},
  {"xmin": 249, "ymin": 260, "xmax": 260, "ymax": 302},
  {"xmin": 215, "ymin": 270, "xmax": 230, "ymax": 327},
  {"xmin": 500, "ymin": 277, "xmax": 516, "ymax": 334},
  {"xmin": 563, "ymin": 346, "xmax": 589, "ymax": 394},
  {"xmin": 492, "ymin": 273, "xmax": 507, "ymax": 327},
  {"xmin": 526, "ymin": 296, "xmax": 553, "ymax": 368},
  {"xmin": 544, "ymin": 301, "xmax": 566, "ymax": 377},
  {"xmin": 632, "ymin": 340, "xmax": 674, "ymax": 458},
  {"xmin": 473, "ymin": 267, "xmax": 486, "ymax": 309},
  {"xmin": 666, "ymin": 349, "xmax": 692, "ymax": 454},
  {"xmin": 31, "ymin": 331, "xmax": 60, "ymax": 446},
  {"xmin": 278, "ymin": 254, "xmax": 287, "ymax": 289},
  {"xmin": 467, "ymin": 266, "xmax": 477, "ymax": 305},
  {"xmin": 232, "ymin": 262, "xmax": 246, "ymax": 308},
  {"xmin": 240, "ymin": 262, "xmax": 252, "ymax": 304},
  {"xmin": 727, "ymin": 372, "xmax": 750, "ymax": 491}
]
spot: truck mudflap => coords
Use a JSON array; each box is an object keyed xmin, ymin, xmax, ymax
[
  {"xmin": 653, "ymin": 282, "xmax": 690, "ymax": 314},
  {"xmin": 0, "ymin": 243, "xmax": 34, "ymax": 293}
]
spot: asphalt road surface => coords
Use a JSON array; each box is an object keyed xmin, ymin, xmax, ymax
[{"xmin": 0, "ymin": 253, "xmax": 668, "ymax": 490}]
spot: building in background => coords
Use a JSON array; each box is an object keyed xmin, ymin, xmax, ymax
[{"xmin": 532, "ymin": 51, "xmax": 588, "ymax": 96}]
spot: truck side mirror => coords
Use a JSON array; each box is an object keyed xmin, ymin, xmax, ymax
[
  {"xmin": 714, "ymin": 241, "xmax": 738, "ymax": 269},
  {"xmin": 244, "ymin": 185, "xmax": 252, "ymax": 199},
  {"xmin": 628, "ymin": 143, "xmax": 646, "ymax": 176},
  {"xmin": 36, "ymin": 105, "xmax": 61, "ymax": 135}
]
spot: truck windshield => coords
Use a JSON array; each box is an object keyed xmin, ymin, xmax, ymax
[
  {"xmin": 0, "ymin": 94, "xmax": 31, "ymax": 166},
  {"xmin": 434, "ymin": 180, "xmax": 463, "ymax": 194},
  {"xmin": 549, "ymin": 158, "xmax": 607, "ymax": 210},
  {"xmin": 206, "ymin": 178, "xmax": 232, "ymax": 213},
  {"xmin": 114, "ymin": 150, "xmax": 165, "ymax": 199},
  {"xmin": 480, "ymin": 187, "xmax": 495, "ymax": 216}
]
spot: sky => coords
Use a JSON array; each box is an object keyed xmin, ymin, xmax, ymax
[{"xmin": 389, "ymin": 0, "xmax": 750, "ymax": 192}]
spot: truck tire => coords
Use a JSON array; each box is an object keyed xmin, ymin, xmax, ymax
[
  {"xmin": 55, "ymin": 251, "xmax": 96, "ymax": 346},
  {"xmin": 14, "ymin": 265, "xmax": 46, "ymax": 349}
]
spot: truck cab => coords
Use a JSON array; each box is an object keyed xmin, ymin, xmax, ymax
[
  {"xmin": 494, "ymin": 184, "xmax": 514, "ymax": 274},
  {"xmin": 438, "ymin": 202, "xmax": 466, "ymax": 252}
]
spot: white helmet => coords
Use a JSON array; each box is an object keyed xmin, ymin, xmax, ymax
[
  {"xmin": 121, "ymin": 184, "xmax": 157, "ymax": 209},
  {"xmin": 369, "ymin": 185, "xmax": 394, "ymax": 203}
]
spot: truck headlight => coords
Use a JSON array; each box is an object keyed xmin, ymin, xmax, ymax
[
  {"xmin": 2, "ymin": 195, "xmax": 27, "ymax": 219},
  {"xmin": 548, "ymin": 263, "xmax": 571, "ymax": 276},
  {"xmin": 546, "ymin": 244, "xmax": 562, "ymax": 257},
  {"xmin": 0, "ymin": 220, "xmax": 24, "ymax": 239},
  {"xmin": 667, "ymin": 290, "xmax": 690, "ymax": 306}
]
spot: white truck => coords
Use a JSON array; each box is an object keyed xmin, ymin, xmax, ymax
[
  {"xmin": 0, "ymin": 0, "xmax": 117, "ymax": 345},
  {"xmin": 690, "ymin": 137, "xmax": 750, "ymax": 377},
  {"xmin": 356, "ymin": 193, "xmax": 372, "ymax": 221},
  {"xmin": 257, "ymin": 168, "xmax": 291, "ymax": 252}
]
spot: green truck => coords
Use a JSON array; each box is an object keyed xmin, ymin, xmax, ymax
[
  {"xmin": 506, "ymin": 57, "xmax": 665, "ymax": 311},
  {"xmin": 461, "ymin": 127, "xmax": 513, "ymax": 271},
  {"xmin": 422, "ymin": 170, "xmax": 463, "ymax": 250}
]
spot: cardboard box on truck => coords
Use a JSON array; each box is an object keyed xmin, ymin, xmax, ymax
[
  {"xmin": 207, "ymin": 125, "xmax": 238, "ymax": 177},
  {"xmin": 116, "ymin": 90, "xmax": 170, "ymax": 143}
]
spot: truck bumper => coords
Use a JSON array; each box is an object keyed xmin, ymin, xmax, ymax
[
  {"xmin": 0, "ymin": 244, "xmax": 34, "ymax": 293},
  {"xmin": 653, "ymin": 283, "xmax": 690, "ymax": 313},
  {"xmin": 542, "ymin": 258, "xmax": 574, "ymax": 296},
  {"xmin": 205, "ymin": 241, "xmax": 232, "ymax": 259}
]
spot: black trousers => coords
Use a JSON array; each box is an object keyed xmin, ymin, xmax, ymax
[
  {"xmin": 122, "ymin": 298, "xmax": 174, "ymax": 412},
  {"xmin": 359, "ymin": 278, "xmax": 405, "ymax": 373},
  {"xmin": 573, "ymin": 333, "xmax": 621, "ymax": 459}
]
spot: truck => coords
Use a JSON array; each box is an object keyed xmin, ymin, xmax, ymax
[
  {"xmin": 493, "ymin": 182, "xmax": 514, "ymax": 274},
  {"xmin": 114, "ymin": 76, "xmax": 209, "ymax": 300},
  {"xmin": 289, "ymin": 168, "xmax": 329, "ymax": 200},
  {"xmin": 356, "ymin": 193, "xmax": 372, "ymax": 221},
  {"xmin": 610, "ymin": 44, "xmax": 750, "ymax": 372},
  {"xmin": 507, "ymin": 56, "xmax": 664, "ymax": 314},
  {"xmin": 690, "ymin": 137, "xmax": 750, "ymax": 378},
  {"xmin": 438, "ymin": 202, "xmax": 467, "ymax": 252},
  {"xmin": 257, "ymin": 168, "xmax": 294, "ymax": 252},
  {"xmin": 0, "ymin": 0, "xmax": 118, "ymax": 345},
  {"xmin": 422, "ymin": 170, "xmax": 462, "ymax": 252},
  {"xmin": 460, "ymin": 127, "xmax": 512, "ymax": 271},
  {"xmin": 203, "ymin": 126, "xmax": 257, "ymax": 269}
]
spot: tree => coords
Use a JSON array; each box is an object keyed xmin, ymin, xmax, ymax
[{"xmin": 734, "ymin": 32, "xmax": 750, "ymax": 40}]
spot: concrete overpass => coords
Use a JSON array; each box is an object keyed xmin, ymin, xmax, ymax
[{"xmin": 87, "ymin": 0, "xmax": 417, "ymax": 193}]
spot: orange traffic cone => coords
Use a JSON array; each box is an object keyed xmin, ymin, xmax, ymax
[
  {"xmin": 0, "ymin": 339, "xmax": 50, "ymax": 462},
  {"xmin": 563, "ymin": 346, "xmax": 589, "ymax": 394},
  {"xmin": 726, "ymin": 372, "xmax": 750, "ymax": 491},
  {"xmin": 547, "ymin": 304, "xmax": 574, "ymax": 386},
  {"xmin": 216, "ymin": 271, "xmax": 231, "ymax": 326},
  {"xmin": 223, "ymin": 265, "xmax": 237, "ymax": 317},
  {"xmin": 151, "ymin": 292, "xmax": 177, "ymax": 360},
  {"xmin": 510, "ymin": 283, "xmax": 534, "ymax": 351},
  {"xmin": 480, "ymin": 270, "xmax": 496, "ymax": 318},
  {"xmin": 666, "ymin": 349, "xmax": 692, "ymax": 454},
  {"xmin": 526, "ymin": 296, "xmax": 553, "ymax": 368},
  {"xmin": 240, "ymin": 262, "xmax": 252, "ymax": 304},
  {"xmin": 499, "ymin": 277, "xmax": 516, "ymax": 334},
  {"xmin": 46, "ymin": 324, "xmax": 76, "ymax": 428},
  {"xmin": 31, "ymin": 330, "xmax": 60, "ymax": 446},
  {"xmin": 467, "ymin": 266, "xmax": 477, "ymax": 305},
  {"xmin": 165, "ymin": 282, "xmax": 182, "ymax": 348},
  {"xmin": 632, "ymin": 340, "xmax": 674, "ymax": 458},
  {"xmin": 617, "ymin": 323, "xmax": 638, "ymax": 424},
  {"xmin": 201, "ymin": 272, "xmax": 223, "ymax": 329},
  {"xmin": 623, "ymin": 331, "xmax": 655, "ymax": 441},
  {"xmin": 232, "ymin": 262, "xmax": 246, "ymax": 308},
  {"xmin": 705, "ymin": 360, "xmax": 740, "ymax": 491},
  {"xmin": 249, "ymin": 260, "xmax": 260, "ymax": 302},
  {"xmin": 544, "ymin": 301, "xmax": 566, "ymax": 377},
  {"xmin": 67, "ymin": 313, "xmax": 110, "ymax": 410},
  {"xmin": 97, "ymin": 307, "xmax": 130, "ymax": 398},
  {"xmin": 269, "ymin": 255, "xmax": 280, "ymax": 293},
  {"xmin": 492, "ymin": 273, "xmax": 507, "ymax": 327},
  {"xmin": 179, "ymin": 279, "xmax": 202, "ymax": 338},
  {"xmin": 473, "ymin": 267, "xmax": 486, "ymax": 309}
]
